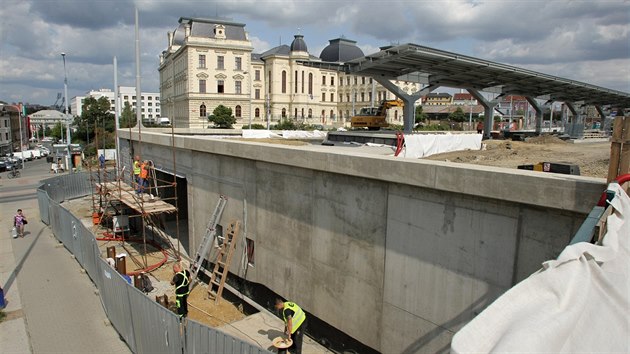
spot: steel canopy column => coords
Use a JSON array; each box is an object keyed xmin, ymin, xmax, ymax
[
  {"xmin": 525, "ymin": 96, "xmax": 553, "ymax": 135},
  {"xmin": 374, "ymin": 77, "xmax": 436, "ymax": 133},
  {"xmin": 468, "ymin": 89, "xmax": 500, "ymax": 139}
]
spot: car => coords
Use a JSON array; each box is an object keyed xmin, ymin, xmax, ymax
[{"xmin": 0, "ymin": 159, "xmax": 6, "ymax": 172}]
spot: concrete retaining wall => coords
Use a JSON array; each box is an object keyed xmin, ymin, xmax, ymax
[{"xmin": 120, "ymin": 131, "xmax": 605, "ymax": 353}]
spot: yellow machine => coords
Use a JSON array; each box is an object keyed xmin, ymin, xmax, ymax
[{"xmin": 350, "ymin": 100, "xmax": 404, "ymax": 130}]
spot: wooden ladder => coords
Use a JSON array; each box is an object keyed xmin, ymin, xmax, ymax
[{"xmin": 208, "ymin": 220, "xmax": 240, "ymax": 304}]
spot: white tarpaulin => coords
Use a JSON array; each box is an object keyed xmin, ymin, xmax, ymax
[
  {"xmin": 241, "ymin": 130, "xmax": 282, "ymax": 139},
  {"xmin": 451, "ymin": 183, "xmax": 630, "ymax": 353},
  {"xmin": 241, "ymin": 130, "xmax": 326, "ymax": 139},
  {"xmin": 403, "ymin": 133, "xmax": 482, "ymax": 158}
]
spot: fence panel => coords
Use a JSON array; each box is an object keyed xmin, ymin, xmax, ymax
[
  {"xmin": 48, "ymin": 200, "xmax": 61, "ymax": 241},
  {"xmin": 56, "ymin": 208, "xmax": 73, "ymax": 249},
  {"xmin": 186, "ymin": 319, "xmax": 270, "ymax": 354},
  {"xmin": 79, "ymin": 225, "xmax": 98, "ymax": 282},
  {"xmin": 97, "ymin": 257, "xmax": 136, "ymax": 352},
  {"xmin": 68, "ymin": 212, "xmax": 84, "ymax": 266},
  {"xmin": 37, "ymin": 189, "xmax": 50, "ymax": 225},
  {"xmin": 128, "ymin": 286, "xmax": 183, "ymax": 354}
]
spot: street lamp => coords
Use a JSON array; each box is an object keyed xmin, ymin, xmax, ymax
[{"xmin": 61, "ymin": 52, "xmax": 72, "ymax": 171}]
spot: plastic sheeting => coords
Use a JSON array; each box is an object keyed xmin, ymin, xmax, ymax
[
  {"xmin": 241, "ymin": 130, "xmax": 326, "ymax": 139},
  {"xmin": 402, "ymin": 133, "xmax": 482, "ymax": 158},
  {"xmin": 451, "ymin": 183, "xmax": 630, "ymax": 353}
]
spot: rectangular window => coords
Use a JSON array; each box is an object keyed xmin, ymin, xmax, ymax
[
  {"xmin": 148, "ymin": 102, "xmax": 152, "ymax": 106},
  {"xmin": 339, "ymin": 77, "xmax": 342, "ymax": 86},
  {"xmin": 255, "ymin": 88, "xmax": 260, "ymax": 100},
  {"xmin": 199, "ymin": 54, "xmax": 206, "ymax": 68},
  {"xmin": 347, "ymin": 77, "xmax": 350, "ymax": 85},
  {"xmin": 217, "ymin": 80, "xmax": 224, "ymax": 93},
  {"xmin": 331, "ymin": 77, "xmax": 335, "ymax": 85},
  {"xmin": 199, "ymin": 79, "xmax": 206, "ymax": 93},
  {"xmin": 217, "ymin": 56, "xmax": 224, "ymax": 69},
  {"xmin": 322, "ymin": 93, "xmax": 326, "ymax": 102},
  {"xmin": 235, "ymin": 57, "xmax": 242, "ymax": 70},
  {"xmin": 235, "ymin": 80, "xmax": 242, "ymax": 94},
  {"xmin": 339, "ymin": 94, "xmax": 342, "ymax": 102},
  {"xmin": 354, "ymin": 77, "xmax": 357, "ymax": 85},
  {"xmin": 330, "ymin": 93, "xmax": 334, "ymax": 102},
  {"xmin": 148, "ymin": 96, "xmax": 152, "ymax": 100},
  {"xmin": 369, "ymin": 78, "xmax": 373, "ymax": 84},
  {"xmin": 361, "ymin": 92, "xmax": 365, "ymax": 102},
  {"xmin": 255, "ymin": 70, "xmax": 261, "ymax": 81},
  {"xmin": 362, "ymin": 77, "xmax": 365, "ymax": 84},
  {"xmin": 322, "ymin": 76, "xmax": 326, "ymax": 85},
  {"xmin": 368, "ymin": 92, "xmax": 372, "ymax": 102}
]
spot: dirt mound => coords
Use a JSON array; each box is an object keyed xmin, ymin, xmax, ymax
[{"xmin": 524, "ymin": 135, "xmax": 567, "ymax": 145}]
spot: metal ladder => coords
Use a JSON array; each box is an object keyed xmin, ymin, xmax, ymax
[
  {"xmin": 189, "ymin": 195, "xmax": 228, "ymax": 289},
  {"xmin": 208, "ymin": 220, "xmax": 240, "ymax": 304}
]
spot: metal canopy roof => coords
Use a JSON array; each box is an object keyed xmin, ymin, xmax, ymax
[{"xmin": 304, "ymin": 43, "xmax": 630, "ymax": 108}]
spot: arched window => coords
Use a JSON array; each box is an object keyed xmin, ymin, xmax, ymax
[
  {"xmin": 200, "ymin": 103, "xmax": 206, "ymax": 117},
  {"xmin": 282, "ymin": 108, "xmax": 287, "ymax": 118},
  {"xmin": 308, "ymin": 73, "xmax": 313, "ymax": 95},
  {"xmin": 282, "ymin": 71, "xmax": 287, "ymax": 93},
  {"xmin": 321, "ymin": 110, "xmax": 325, "ymax": 118},
  {"xmin": 294, "ymin": 108, "xmax": 298, "ymax": 118},
  {"xmin": 330, "ymin": 110, "xmax": 334, "ymax": 119},
  {"xmin": 255, "ymin": 108, "xmax": 260, "ymax": 118},
  {"xmin": 301, "ymin": 108, "xmax": 305, "ymax": 118},
  {"xmin": 235, "ymin": 105, "xmax": 242, "ymax": 118},
  {"xmin": 308, "ymin": 108, "xmax": 312, "ymax": 118}
]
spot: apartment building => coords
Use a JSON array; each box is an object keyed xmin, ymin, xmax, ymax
[{"xmin": 71, "ymin": 87, "xmax": 161, "ymax": 121}]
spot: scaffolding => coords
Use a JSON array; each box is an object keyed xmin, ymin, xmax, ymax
[{"xmin": 88, "ymin": 120, "xmax": 183, "ymax": 275}]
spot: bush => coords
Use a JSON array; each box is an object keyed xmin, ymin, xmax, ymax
[{"xmin": 246, "ymin": 124, "xmax": 267, "ymax": 130}]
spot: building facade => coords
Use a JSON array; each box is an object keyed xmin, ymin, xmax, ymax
[
  {"xmin": 71, "ymin": 87, "xmax": 161, "ymax": 122},
  {"xmin": 158, "ymin": 17, "xmax": 418, "ymax": 128}
]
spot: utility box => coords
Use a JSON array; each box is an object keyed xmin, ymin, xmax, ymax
[{"xmin": 113, "ymin": 215, "xmax": 129, "ymax": 233}]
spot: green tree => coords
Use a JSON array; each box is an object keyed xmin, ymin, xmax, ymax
[
  {"xmin": 120, "ymin": 101, "xmax": 137, "ymax": 128},
  {"xmin": 449, "ymin": 107, "xmax": 466, "ymax": 122},
  {"xmin": 208, "ymin": 105, "xmax": 236, "ymax": 128},
  {"xmin": 74, "ymin": 96, "xmax": 114, "ymax": 155},
  {"xmin": 415, "ymin": 105, "xmax": 428, "ymax": 124}
]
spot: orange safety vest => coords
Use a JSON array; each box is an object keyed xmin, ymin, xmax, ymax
[{"xmin": 140, "ymin": 163, "xmax": 149, "ymax": 178}]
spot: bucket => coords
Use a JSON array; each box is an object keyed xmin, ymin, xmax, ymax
[{"xmin": 92, "ymin": 212, "xmax": 102, "ymax": 225}]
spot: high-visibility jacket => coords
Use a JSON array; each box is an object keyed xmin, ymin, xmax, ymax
[
  {"xmin": 175, "ymin": 270, "xmax": 190, "ymax": 297},
  {"xmin": 133, "ymin": 161, "xmax": 141, "ymax": 175},
  {"xmin": 140, "ymin": 163, "xmax": 149, "ymax": 179},
  {"xmin": 282, "ymin": 302, "xmax": 306, "ymax": 333}
]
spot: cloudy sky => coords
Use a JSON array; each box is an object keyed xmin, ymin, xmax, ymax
[{"xmin": 1, "ymin": 0, "xmax": 628, "ymax": 106}]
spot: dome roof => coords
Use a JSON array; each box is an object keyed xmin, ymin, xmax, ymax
[
  {"xmin": 319, "ymin": 38, "xmax": 365, "ymax": 63},
  {"xmin": 290, "ymin": 34, "xmax": 308, "ymax": 52}
]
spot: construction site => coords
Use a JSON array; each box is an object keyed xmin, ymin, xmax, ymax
[{"xmin": 29, "ymin": 106, "xmax": 621, "ymax": 354}]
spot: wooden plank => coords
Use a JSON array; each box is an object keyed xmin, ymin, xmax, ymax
[{"xmin": 94, "ymin": 181, "xmax": 177, "ymax": 214}]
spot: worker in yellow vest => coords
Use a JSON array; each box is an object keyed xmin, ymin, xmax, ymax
[
  {"xmin": 133, "ymin": 155, "xmax": 141, "ymax": 194},
  {"xmin": 275, "ymin": 298, "xmax": 306, "ymax": 354},
  {"xmin": 170, "ymin": 262, "xmax": 190, "ymax": 318}
]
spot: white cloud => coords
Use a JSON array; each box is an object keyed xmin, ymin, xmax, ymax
[{"xmin": 1, "ymin": 0, "xmax": 628, "ymax": 105}]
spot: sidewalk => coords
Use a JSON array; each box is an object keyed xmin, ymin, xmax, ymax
[{"xmin": 0, "ymin": 160, "xmax": 131, "ymax": 354}]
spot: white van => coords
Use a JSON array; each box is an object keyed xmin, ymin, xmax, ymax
[{"xmin": 157, "ymin": 117, "xmax": 171, "ymax": 126}]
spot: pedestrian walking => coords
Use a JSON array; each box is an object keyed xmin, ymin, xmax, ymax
[
  {"xmin": 14, "ymin": 209, "xmax": 27, "ymax": 238},
  {"xmin": 170, "ymin": 262, "xmax": 190, "ymax": 318},
  {"xmin": 99, "ymin": 154, "xmax": 106, "ymax": 169},
  {"xmin": 275, "ymin": 298, "xmax": 306, "ymax": 354}
]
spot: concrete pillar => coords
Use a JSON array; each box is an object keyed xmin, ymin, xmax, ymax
[
  {"xmin": 374, "ymin": 78, "xmax": 435, "ymax": 134},
  {"xmin": 468, "ymin": 89, "xmax": 500, "ymax": 139}
]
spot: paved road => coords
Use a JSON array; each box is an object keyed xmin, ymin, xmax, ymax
[{"xmin": 0, "ymin": 158, "xmax": 130, "ymax": 354}]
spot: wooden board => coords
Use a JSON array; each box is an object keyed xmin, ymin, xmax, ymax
[{"xmin": 95, "ymin": 181, "xmax": 177, "ymax": 214}]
